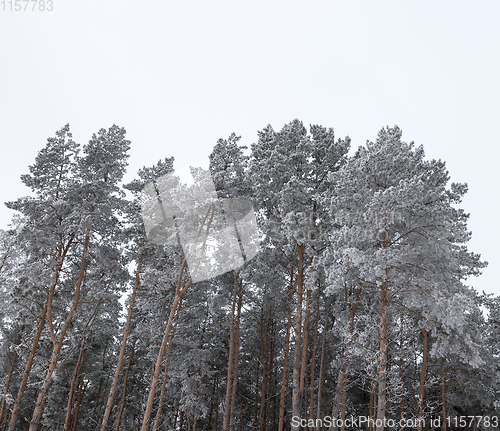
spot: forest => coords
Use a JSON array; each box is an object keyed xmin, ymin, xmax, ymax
[{"xmin": 0, "ymin": 119, "xmax": 498, "ymax": 431}]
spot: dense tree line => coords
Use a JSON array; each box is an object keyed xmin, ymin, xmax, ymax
[{"xmin": 0, "ymin": 120, "xmax": 498, "ymax": 430}]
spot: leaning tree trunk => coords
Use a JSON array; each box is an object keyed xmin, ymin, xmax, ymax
[
  {"xmin": 141, "ymin": 205, "xmax": 214, "ymax": 431},
  {"xmin": 100, "ymin": 250, "xmax": 143, "ymax": 431},
  {"xmin": 114, "ymin": 340, "xmax": 136, "ymax": 431},
  {"xmin": 63, "ymin": 335, "xmax": 87, "ymax": 431},
  {"xmin": 9, "ymin": 237, "xmax": 74, "ymax": 431},
  {"xmin": 152, "ymin": 299, "xmax": 182, "ymax": 431},
  {"xmin": 29, "ymin": 233, "xmax": 90, "ymax": 431}
]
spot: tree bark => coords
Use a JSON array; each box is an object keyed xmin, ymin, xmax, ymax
[
  {"xmin": 417, "ymin": 329, "xmax": 428, "ymax": 431},
  {"xmin": 308, "ymin": 289, "xmax": 320, "ymax": 425},
  {"xmin": 71, "ymin": 377, "xmax": 88, "ymax": 431},
  {"xmin": 230, "ymin": 279, "xmax": 243, "ymax": 431},
  {"xmin": 375, "ymin": 279, "xmax": 388, "ymax": 431},
  {"xmin": 223, "ymin": 272, "xmax": 240, "ymax": 431},
  {"xmin": 101, "ymin": 250, "xmax": 143, "ymax": 431},
  {"xmin": 278, "ymin": 270, "xmax": 294, "ymax": 431},
  {"xmin": 258, "ymin": 307, "xmax": 270, "ymax": 431},
  {"xmin": 152, "ymin": 298, "xmax": 182, "ymax": 431},
  {"xmin": 440, "ymin": 357, "xmax": 447, "ymax": 431},
  {"xmin": 8, "ymin": 236, "xmax": 74, "ymax": 431},
  {"xmin": 299, "ymin": 287, "xmax": 312, "ymax": 419},
  {"xmin": 292, "ymin": 244, "xmax": 305, "ymax": 431},
  {"xmin": 114, "ymin": 340, "xmax": 136, "ymax": 431},
  {"xmin": 316, "ymin": 297, "xmax": 332, "ymax": 424},
  {"xmin": 63, "ymin": 335, "xmax": 87, "ymax": 431},
  {"xmin": 29, "ymin": 232, "xmax": 90, "ymax": 431}
]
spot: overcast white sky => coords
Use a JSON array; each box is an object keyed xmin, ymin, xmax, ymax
[{"xmin": 1, "ymin": 1, "xmax": 498, "ymax": 296}]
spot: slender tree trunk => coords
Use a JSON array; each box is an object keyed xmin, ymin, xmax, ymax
[
  {"xmin": 292, "ymin": 244, "xmax": 305, "ymax": 431},
  {"xmin": 340, "ymin": 385, "xmax": 346, "ymax": 431},
  {"xmin": 101, "ymin": 250, "xmax": 143, "ymax": 431},
  {"xmin": 153, "ymin": 299, "xmax": 182, "ymax": 431},
  {"xmin": 258, "ymin": 308, "xmax": 270, "ymax": 431},
  {"xmin": 9, "ymin": 304, "xmax": 46, "ymax": 431},
  {"xmin": 316, "ymin": 298, "xmax": 332, "ymax": 424},
  {"xmin": 369, "ymin": 378, "xmax": 376, "ymax": 431},
  {"xmin": 417, "ymin": 329, "xmax": 428, "ymax": 431},
  {"xmin": 0, "ymin": 334, "xmax": 20, "ymax": 426},
  {"xmin": 230, "ymin": 280, "xmax": 243, "ymax": 431},
  {"xmin": 253, "ymin": 362, "xmax": 259, "ymax": 427},
  {"xmin": 71, "ymin": 377, "xmax": 88, "ymax": 431},
  {"xmin": 63, "ymin": 335, "xmax": 87, "ymax": 431},
  {"xmin": 328, "ymin": 286, "xmax": 362, "ymax": 430},
  {"xmin": 213, "ymin": 375, "xmax": 219, "ymax": 431},
  {"xmin": 440, "ymin": 357, "xmax": 447, "ymax": 431},
  {"xmin": 114, "ymin": 340, "xmax": 136, "ymax": 431},
  {"xmin": 299, "ymin": 287, "xmax": 311, "ymax": 418},
  {"xmin": 223, "ymin": 272, "xmax": 239, "ymax": 431},
  {"xmin": 278, "ymin": 271, "xmax": 294, "ymax": 431},
  {"xmin": 375, "ymin": 279, "xmax": 388, "ymax": 431},
  {"xmin": 308, "ymin": 289, "xmax": 320, "ymax": 425},
  {"xmin": 29, "ymin": 233, "xmax": 90, "ymax": 431},
  {"xmin": 266, "ymin": 320, "xmax": 274, "ymax": 431},
  {"xmin": 8, "ymin": 248, "xmax": 73, "ymax": 431}
]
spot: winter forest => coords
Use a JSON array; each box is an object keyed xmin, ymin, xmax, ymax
[{"xmin": 0, "ymin": 119, "xmax": 498, "ymax": 431}]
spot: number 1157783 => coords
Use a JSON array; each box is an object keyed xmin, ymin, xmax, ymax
[{"xmin": 2, "ymin": 0, "xmax": 53, "ymax": 11}]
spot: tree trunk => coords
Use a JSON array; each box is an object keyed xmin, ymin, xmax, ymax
[
  {"xmin": 114, "ymin": 340, "xmax": 136, "ymax": 431},
  {"xmin": 308, "ymin": 289, "xmax": 320, "ymax": 425},
  {"xmin": 230, "ymin": 279, "xmax": 243, "ymax": 431},
  {"xmin": 101, "ymin": 250, "xmax": 143, "ymax": 431},
  {"xmin": 316, "ymin": 297, "xmax": 332, "ymax": 424},
  {"xmin": 278, "ymin": 270, "xmax": 294, "ymax": 431},
  {"xmin": 292, "ymin": 244, "xmax": 305, "ymax": 431},
  {"xmin": 223, "ymin": 272, "xmax": 240, "ymax": 431},
  {"xmin": 440, "ymin": 357, "xmax": 446, "ymax": 431},
  {"xmin": 417, "ymin": 329, "xmax": 428, "ymax": 431},
  {"xmin": 71, "ymin": 375, "xmax": 88, "ymax": 431},
  {"xmin": 63, "ymin": 335, "xmax": 87, "ymax": 431},
  {"xmin": 258, "ymin": 307, "xmax": 270, "ymax": 431},
  {"xmin": 9, "ymin": 305, "xmax": 46, "ymax": 431},
  {"xmin": 8, "ymin": 237, "xmax": 73, "ymax": 431},
  {"xmin": 299, "ymin": 287, "xmax": 311, "ymax": 419},
  {"xmin": 29, "ymin": 233, "xmax": 90, "ymax": 431},
  {"xmin": 340, "ymin": 385, "xmax": 346, "ymax": 431},
  {"xmin": 375, "ymin": 279, "xmax": 388, "ymax": 431},
  {"xmin": 152, "ymin": 299, "xmax": 182, "ymax": 431},
  {"xmin": 369, "ymin": 378, "xmax": 376, "ymax": 431},
  {"xmin": 328, "ymin": 286, "xmax": 362, "ymax": 430}
]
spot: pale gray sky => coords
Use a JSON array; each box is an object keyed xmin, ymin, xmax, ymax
[{"xmin": 1, "ymin": 1, "xmax": 498, "ymax": 296}]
